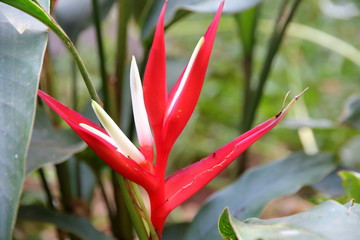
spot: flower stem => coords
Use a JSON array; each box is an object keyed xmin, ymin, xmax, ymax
[
  {"xmin": 0, "ymin": 0, "xmax": 101, "ymax": 104},
  {"xmin": 235, "ymin": 6, "xmax": 259, "ymax": 174},
  {"xmin": 116, "ymin": 175, "xmax": 151, "ymax": 240},
  {"xmin": 92, "ymin": 0, "xmax": 109, "ymax": 108}
]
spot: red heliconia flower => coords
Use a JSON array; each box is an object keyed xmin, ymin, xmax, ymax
[{"xmin": 38, "ymin": 0, "xmax": 305, "ymax": 236}]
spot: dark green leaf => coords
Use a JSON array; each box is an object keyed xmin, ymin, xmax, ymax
[
  {"xmin": 340, "ymin": 136, "xmax": 360, "ymax": 169},
  {"xmin": 18, "ymin": 205, "xmax": 115, "ymax": 240},
  {"xmin": 338, "ymin": 170, "xmax": 360, "ymax": 203},
  {"xmin": 340, "ymin": 95, "xmax": 360, "ymax": 129},
  {"xmin": 234, "ymin": 7, "xmax": 257, "ymax": 57},
  {"xmin": 240, "ymin": 201, "xmax": 360, "ymax": 240},
  {"xmin": 312, "ymin": 167, "xmax": 345, "ymax": 197},
  {"xmin": 26, "ymin": 109, "xmax": 86, "ymax": 174},
  {"xmin": 184, "ymin": 152, "xmax": 336, "ymax": 240},
  {"xmin": 68, "ymin": 158, "xmax": 96, "ymax": 203},
  {"xmin": 0, "ymin": 0, "xmax": 49, "ymax": 238},
  {"xmin": 55, "ymin": 0, "xmax": 115, "ymax": 41},
  {"xmin": 162, "ymin": 223, "xmax": 190, "ymax": 240}
]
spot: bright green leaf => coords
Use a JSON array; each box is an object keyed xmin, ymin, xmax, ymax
[
  {"xmin": 338, "ymin": 170, "xmax": 360, "ymax": 203},
  {"xmin": 184, "ymin": 152, "xmax": 336, "ymax": 240},
  {"xmin": 0, "ymin": 0, "xmax": 49, "ymax": 238},
  {"xmin": 219, "ymin": 208, "xmax": 325, "ymax": 240},
  {"xmin": 55, "ymin": 0, "xmax": 115, "ymax": 40},
  {"xmin": 18, "ymin": 205, "xmax": 115, "ymax": 240},
  {"xmin": 218, "ymin": 208, "xmax": 238, "ymax": 240},
  {"xmin": 237, "ymin": 201, "xmax": 360, "ymax": 240}
]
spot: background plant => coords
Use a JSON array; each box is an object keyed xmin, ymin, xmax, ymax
[{"xmin": 1, "ymin": 0, "xmax": 360, "ymax": 239}]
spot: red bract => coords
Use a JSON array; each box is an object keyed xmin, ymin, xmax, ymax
[{"xmin": 38, "ymin": 1, "xmax": 304, "ymax": 236}]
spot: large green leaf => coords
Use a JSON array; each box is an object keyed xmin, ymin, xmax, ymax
[
  {"xmin": 18, "ymin": 205, "xmax": 115, "ymax": 240},
  {"xmin": 340, "ymin": 136, "xmax": 360, "ymax": 169},
  {"xmin": 142, "ymin": 0, "xmax": 263, "ymax": 39},
  {"xmin": 220, "ymin": 201, "xmax": 360, "ymax": 240},
  {"xmin": 26, "ymin": 109, "xmax": 86, "ymax": 174},
  {"xmin": 184, "ymin": 152, "xmax": 336, "ymax": 240},
  {"xmin": 55, "ymin": 0, "xmax": 115, "ymax": 40},
  {"xmin": 0, "ymin": 1, "xmax": 49, "ymax": 238},
  {"xmin": 340, "ymin": 95, "xmax": 360, "ymax": 129}
]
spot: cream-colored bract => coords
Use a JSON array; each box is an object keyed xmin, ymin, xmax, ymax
[
  {"xmin": 91, "ymin": 100, "xmax": 145, "ymax": 163},
  {"xmin": 130, "ymin": 56, "xmax": 154, "ymax": 148},
  {"xmin": 79, "ymin": 123, "xmax": 117, "ymax": 147}
]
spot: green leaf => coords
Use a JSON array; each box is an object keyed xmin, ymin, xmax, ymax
[
  {"xmin": 55, "ymin": 0, "xmax": 115, "ymax": 40},
  {"xmin": 18, "ymin": 205, "xmax": 115, "ymax": 240},
  {"xmin": 163, "ymin": 223, "xmax": 190, "ymax": 240},
  {"xmin": 234, "ymin": 7, "xmax": 257, "ymax": 57},
  {"xmin": 26, "ymin": 109, "xmax": 86, "ymax": 174},
  {"xmin": 68, "ymin": 158, "xmax": 96, "ymax": 203},
  {"xmin": 338, "ymin": 170, "xmax": 360, "ymax": 203},
  {"xmin": 0, "ymin": 0, "xmax": 101, "ymax": 102},
  {"xmin": 340, "ymin": 136, "xmax": 360, "ymax": 169},
  {"xmin": 142, "ymin": 0, "xmax": 263, "ymax": 39},
  {"xmin": 184, "ymin": 152, "xmax": 336, "ymax": 240},
  {"xmin": 0, "ymin": 0, "xmax": 49, "ymax": 238},
  {"xmin": 232, "ymin": 201, "xmax": 360, "ymax": 240},
  {"xmin": 340, "ymin": 95, "xmax": 360, "ymax": 129},
  {"xmin": 218, "ymin": 208, "xmax": 238, "ymax": 240}
]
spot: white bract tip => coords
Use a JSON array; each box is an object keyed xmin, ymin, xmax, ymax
[
  {"xmin": 130, "ymin": 56, "xmax": 154, "ymax": 147},
  {"xmin": 91, "ymin": 100, "xmax": 145, "ymax": 163},
  {"xmin": 279, "ymin": 88, "xmax": 309, "ymax": 118},
  {"xmin": 166, "ymin": 37, "xmax": 205, "ymax": 117},
  {"xmin": 79, "ymin": 123, "xmax": 117, "ymax": 147}
]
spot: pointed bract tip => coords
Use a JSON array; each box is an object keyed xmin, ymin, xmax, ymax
[
  {"xmin": 130, "ymin": 57, "xmax": 154, "ymax": 148},
  {"xmin": 91, "ymin": 99, "xmax": 146, "ymax": 164},
  {"xmin": 278, "ymin": 88, "xmax": 308, "ymax": 118},
  {"xmin": 166, "ymin": 36, "xmax": 205, "ymax": 117},
  {"xmin": 295, "ymin": 87, "xmax": 309, "ymax": 100}
]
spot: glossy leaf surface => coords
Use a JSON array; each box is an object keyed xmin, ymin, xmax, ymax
[
  {"xmin": 18, "ymin": 205, "xmax": 115, "ymax": 240},
  {"xmin": 223, "ymin": 201, "xmax": 360, "ymax": 240},
  {"xmin": 0, "ymin": 0, "xmax": 48, "ymax": 237},
  {"xmin": 26, "ymin": 109, "xmax": 86, "ymax": 174},
  {"xmin": 184, "ymin": 152, "xmax": 336, "ymax": 239}
]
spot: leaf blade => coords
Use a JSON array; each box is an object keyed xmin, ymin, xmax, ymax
[{"xmin": 0, "ymin": 0, "xmax": 49, "ymax": 237}]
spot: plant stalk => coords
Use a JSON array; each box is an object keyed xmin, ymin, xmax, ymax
[
  {"xmin": 92, "ymin": 0, "xmax": 109, "ymax": 109},
  {"xmin": 245, "ymin": 0, "xmax": 303, "ymax": 131}
]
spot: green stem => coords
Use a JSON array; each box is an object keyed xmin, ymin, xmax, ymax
[
  {"xmin": 92, "ymin": 0, "xmax": 109, "ymax": 108},
  {"xmin": 245, "ymin": 0, "xmax": 302, "ymax": 131},
  {"xmin": 38, "ymin": 168, "xmax": 56, "ymax": 210},
  {"xmin": 131, "ymin": 182, "xmax": 159, "ymax": 240},
  {"xmin": 111, "ymin": 172, "xmax": 134, "ymax": 240},
  {"xmin": 56, "ymin": 162, "xmax": 80, "ymax": 239},
  {"xmin": 114, "ymin": 0, "xmax": 131, "ymax": 120},
  {"xmin": 55, "ymin": 162, "xmax": 73, "ymax": 212},
  {"xmin": 38, "ymin": 168, "xmax": 66, "ymax": 240},
  {"xmin": 71, "ymin": 57, "xmax": 78, "ymax": 110},
  {"xmin": 117, "ymin": 176, "xmax": 152, "ymax": 240},
  {"xmin": 235, "ymin": 6, "xmax": 259, "ymax": 174},
  {"xmin": 96, "ymin": 172, "xmax": 114, "ymax": 219},
  {"xmin": 1, "ymin": 0, "xmax": 101, "ymax": 103}
]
